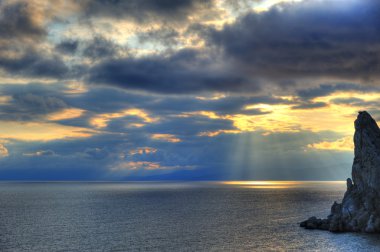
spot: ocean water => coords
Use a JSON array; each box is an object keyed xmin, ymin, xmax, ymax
[{"xmin": 0, "ymin": 182, "xmax": 380, "ymax": 251}]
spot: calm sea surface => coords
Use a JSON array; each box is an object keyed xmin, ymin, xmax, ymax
[{"xmin": 1, "ymin": 181, "xmax": 380, "ymax": 251}]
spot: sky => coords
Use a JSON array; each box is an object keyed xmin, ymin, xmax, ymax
[{"xmin": 0, "ymin": 0, "xmax": 379, "ymax": 181}]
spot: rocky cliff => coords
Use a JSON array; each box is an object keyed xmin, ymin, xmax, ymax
[{"xmin": 300, "ymin": 111, "xmax": 380, "ymax": 232}]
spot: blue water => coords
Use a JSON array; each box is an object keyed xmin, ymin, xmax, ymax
[{"xmin": 0, "ymin": 182, "xmax": 379, "ymax": 251}]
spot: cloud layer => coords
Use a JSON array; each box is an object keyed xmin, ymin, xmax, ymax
[{"xmin": 0, "ymin": 0, "xmax": 377, "ymax": 180}]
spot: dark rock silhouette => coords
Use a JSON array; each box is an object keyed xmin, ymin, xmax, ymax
[{"xmin": 301, "ymin": 111, "xmax": 380, "ymax": 232}]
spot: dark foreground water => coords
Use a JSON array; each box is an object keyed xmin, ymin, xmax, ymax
[{"xmin": 1, "ymin": 182, "xmax": 380, "ymax": 251}]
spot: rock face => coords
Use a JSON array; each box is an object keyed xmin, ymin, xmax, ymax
[{"xmin": 301, "ymin": 111, "xmax": 380, "ymax": 232}]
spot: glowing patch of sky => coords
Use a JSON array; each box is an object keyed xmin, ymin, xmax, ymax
[
  {"xmin": 253, "ymin": 0, "xmax": 304, "ymax": 12},
  {"xmin": 308, "ymin": 136, "xmax": 353, "ymax": 152},
  {"xmin": 194, "ymin": 90, "xmax": 380, "ymax": 137},
  {"xmin": 0, "ymin": 121, "xmax": 95, "ymax": 141}
]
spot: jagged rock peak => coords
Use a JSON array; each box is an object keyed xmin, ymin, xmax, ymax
[
  {"xmin": 301, "ymin": 111, "xmax": 380, "ymax": 233},
  {"xmin": 352, "ymin": 111, "xmax": 380, "ymax": 193},
  {"xmin": 355, "ymin": 111, "xmax": 379, "ymax": 131}
]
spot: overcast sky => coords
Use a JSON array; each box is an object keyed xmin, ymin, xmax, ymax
[{"xmin": 0, "ymin": 0, "xmax": 379, "ymax": 180}]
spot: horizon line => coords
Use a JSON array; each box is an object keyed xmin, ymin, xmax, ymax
[{"xmin": 0, "ymin": 180, "xmax": 347, "ymax": 183}]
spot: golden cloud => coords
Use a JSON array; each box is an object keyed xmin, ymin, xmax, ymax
[
  {"xmin": 0, "ymin": 95, "xmax": 12, "ymax": 104},
  {"xmin": 129, "ymin": 147, "xmax": 157, "ymax": 156},
  {"xmin": 90, "ymin": 108, "xmax": 158, "ymax": 129},
  {"xmin": 0, "ymin": 143, "xmax": 9, "ymax": 157},
  {"xmin": 198, "ymin": 129, "xmax": 241, "ymax": 137},
  {"xmin": 0, "ymin": 121, "xmax": 96, "ymax": 141},
  {"xmin": 307, "ymin": 136, "xmax": 354, "ymax": 152},
  {"xmin": 63, "ymin": 81, "xmax": 88, "ymax": 94},
  {"xmin": 46, "ymin": 108, "xmax": 86, "ymax": 121},
  {"xmin": 151, "ymin": 134, "xmax": 181, "ymax": 143}
]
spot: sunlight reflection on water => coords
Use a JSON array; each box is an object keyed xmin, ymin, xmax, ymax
[{"xmin": 220, "ymin": 181, "xmax": 345, "ymax": 189}]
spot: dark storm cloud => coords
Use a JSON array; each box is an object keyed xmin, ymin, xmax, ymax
[
  {"xmin": 0, "ymin": 93, "xmax": 67, "ymax": 121},
  {"xmin": 139, "ymin": 94, "xmax": 288, "ymax": 115},
  {"xmin": 0, "ymin": 2, "xmax": 45, "ymax": 39},
  {"xmin": 12, "ymin": 93, "xmax": 66, "ymax": 112},
  {"xmin": 209, "ymin": 0, "xmax": 380, "ymax": 82},
  {"xmin": 0, "ymin": 2, "xmax": 70, "ymax": 79},
  {"xmin": 143, "ymin": 116, "xmax": 235, "ymax": 137},
  {"xmin": 0, "ymin": 84, "xmax": 68, "ymax": 121},
  {"xmin": 89, "ymin": 49, "xmax": 257, "ymax": 94},
  {"xmin": 82, "ymin": 0, "xmax": 214, "ymax": 23},
  {"xmin": 0, "ymin": 51, "xmax": 69, "ymax": 78},
  {"xmin": 55, "ymin": 40, "xmax": 79, "ymax": 54},
  {"xmin": 67, "ymin": 85, "xmax": 289, "ymax": 119},
  {"xmin": 83, "ymin": 147, "xmax": 109, "ymax": 160},
  {"xmin": 0, "ymin": 83, "xmax": 67, "ymax": 98},
  {"xmin": 83, "ymin": 37, "xmax": 119, "ymax": 59},
  {"xmin": 86, "ymin": 0, "xmax": 380, "ymax": 95},
  {"xmin": 296, "ymin": 84, "xmax": 380, "ymax": 100},
  {"xmin": 330, "ymin": 98, "xmax": 380, "ymax": 111},
  {"xmin": 51, "ymin": 37, "xmax": 127, "ymax": 79}
]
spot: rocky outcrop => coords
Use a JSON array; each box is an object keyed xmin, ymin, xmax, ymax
[{"xmin": 301, "ymin": 111, "xmax": 380, "ymax": 232}]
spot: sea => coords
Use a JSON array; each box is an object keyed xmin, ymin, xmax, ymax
[{"xmin": 0, "ymin": 181, "xmax": 380, "ymax": 252}]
